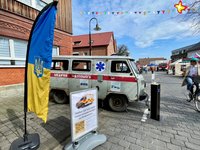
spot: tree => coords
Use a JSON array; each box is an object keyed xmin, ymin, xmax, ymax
[
  {"xmin": 116, "ymin": 44, "xmax": 130, "ymax": 56},
  {"xmin": 186, "ymin": 0, "xmax": 200, "ymax": 32}
]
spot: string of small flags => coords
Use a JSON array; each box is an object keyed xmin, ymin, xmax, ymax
[{"xmin": 80, "ymin": 8, "xmax": 199, "ymax": 16}]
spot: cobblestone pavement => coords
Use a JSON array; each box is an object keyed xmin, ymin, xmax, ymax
[{"xmin": 0, "ymin": 72, "xmax": 200, "ymax": 150}]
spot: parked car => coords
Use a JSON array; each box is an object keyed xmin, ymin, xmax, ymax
[{"xmin": 157, "ymin": 63, "xmax": 167, "ymax": 71}]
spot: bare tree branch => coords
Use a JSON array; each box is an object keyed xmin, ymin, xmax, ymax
[{"xmin": 185, "ymin": 0, "xmax": 200, "ymax": 33}]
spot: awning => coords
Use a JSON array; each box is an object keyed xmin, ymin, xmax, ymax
[{"xmin": 170, "ymin": 59, "xmax": 182, "ymax": 66}]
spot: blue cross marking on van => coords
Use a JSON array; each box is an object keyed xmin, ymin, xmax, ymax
[{"xmin": 96, "ymin": 61, "xmax": 106, "ymax": 72}]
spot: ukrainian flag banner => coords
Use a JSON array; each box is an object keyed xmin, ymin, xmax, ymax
[{"xmin": 25, "ymin": 1, "xmax": 57, "ymax": 123}]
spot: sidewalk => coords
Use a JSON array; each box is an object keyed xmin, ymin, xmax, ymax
[{"xmin": 0, "ymin": 85, "xmax": 71, "ymax": 150}]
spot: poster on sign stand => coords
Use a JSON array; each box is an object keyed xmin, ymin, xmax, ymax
[{"xmin": 64, "ymin": 88, "xmax": 107, "ymax": 150}]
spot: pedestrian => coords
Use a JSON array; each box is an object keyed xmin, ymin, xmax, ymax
[
  {"xmin": 182, "ymin": 57, "xmax": 200, "ymax": 100},
  {"xmin": 150, "ymin": 67, "xmax": 154, "ymax": 74}
]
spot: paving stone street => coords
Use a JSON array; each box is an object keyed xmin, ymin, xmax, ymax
[{"xmin": 0, "ymin": 72, "xmax": 200, "ymax": 150}]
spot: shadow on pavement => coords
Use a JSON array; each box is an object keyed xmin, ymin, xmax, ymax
[
  {"xmin": 6, "ymin": 109, "xmax": 24, "ymax": 137},
  {"xmin": 41, "ymin": 116, "xmax": 71, "ymax": 147}
]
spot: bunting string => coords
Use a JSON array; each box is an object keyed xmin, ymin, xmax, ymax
[{"xmin": 80, "ymin": 8, "xmax": 199, "ymax": 16}]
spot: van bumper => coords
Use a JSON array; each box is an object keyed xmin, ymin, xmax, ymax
[{"xmin": 139, "ymin": 92, "xmax": 148, "ymax": 101}]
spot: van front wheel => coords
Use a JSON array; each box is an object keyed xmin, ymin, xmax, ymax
[
  {"xmin": 108, "ymin": 95, "xmax": 127, "ymax": 111},
  {"xmin": 53, "ymin": 90, "xmax": 67, "ymax": 104}
]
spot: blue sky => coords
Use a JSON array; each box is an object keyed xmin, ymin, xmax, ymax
[{"xmin": 72, "ymin": 0, "xmax": 200, "ymax": 60}]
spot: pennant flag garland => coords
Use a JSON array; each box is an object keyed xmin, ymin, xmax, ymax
[{"xmin": 80, "ymin": 8, "xmax": 199, "ymax": 16}]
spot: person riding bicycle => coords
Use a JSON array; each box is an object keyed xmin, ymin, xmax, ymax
[{"xmin": 182, "ymin": 57, "xmax": 200, "ymax": 99}]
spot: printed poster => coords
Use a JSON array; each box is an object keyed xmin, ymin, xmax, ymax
[{"xmin": 70, "ymin": 88, "xmax": 98, "ymax": 141}]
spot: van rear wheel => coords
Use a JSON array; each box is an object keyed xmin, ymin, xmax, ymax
[
  {"xmin": 53, "ymin": 90, "xmax": 67, "ymax": 104},
  {"xmin": 108, "ymin": 95, "xmax": 127, "ymax": 111}
]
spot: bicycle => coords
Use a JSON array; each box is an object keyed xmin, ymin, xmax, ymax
[{"xmin": 186, "ymin": 83, "xmax": 200, "ymax": 112}]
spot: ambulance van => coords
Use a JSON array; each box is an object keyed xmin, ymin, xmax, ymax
[{"xmin": 50, "ymin": 56, "xmax": 147, "ymax": 111}]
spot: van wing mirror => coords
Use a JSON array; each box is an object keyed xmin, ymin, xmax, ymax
[{"xmin": 130, "ymin": 73, "xmax": 133, "ymax": 76}]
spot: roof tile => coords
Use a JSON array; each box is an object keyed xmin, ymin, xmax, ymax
[{"xmin": 73, "ymin": 32, "xmax": 113, "ymax": 48}]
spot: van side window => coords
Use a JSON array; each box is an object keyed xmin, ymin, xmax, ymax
[
  {"xmin": 111, "ymin": 61, "xmax": 130, "ymax": 73},
  {"xmin": 72, "ymin": 60, "xmax": 91, "ymax": 71},
  {"xmin": 51, "ymin": 60, "xmax": 68, "ymax": 70}
]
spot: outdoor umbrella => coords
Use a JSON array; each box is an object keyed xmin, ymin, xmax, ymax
[{"xmin": 147, "ymin": 63, "xmax": 157, "ymax": 67}]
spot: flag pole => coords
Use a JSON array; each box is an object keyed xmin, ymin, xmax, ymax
[{"xmin": 10, "ymin": 1, "xmax": 58, "ymax": 149}]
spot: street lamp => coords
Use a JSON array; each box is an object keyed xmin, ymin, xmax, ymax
[{"xmin": 89, "ymin": 17, "xmax": 101, "ymax": 56}]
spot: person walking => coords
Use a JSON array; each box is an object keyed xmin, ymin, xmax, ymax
[{"xmin": 182, "ymin": 58, "xmax": 200, "ymax": 99}]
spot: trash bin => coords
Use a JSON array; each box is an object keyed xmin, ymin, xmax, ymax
[{"xmin": 150, "ymin": 83, "xmax": 160, "ymax": 121}]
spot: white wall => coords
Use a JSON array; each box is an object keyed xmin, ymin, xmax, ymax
[{"xmin": 150, "ymin": 60, "xmax": 168, "ymax": 65}]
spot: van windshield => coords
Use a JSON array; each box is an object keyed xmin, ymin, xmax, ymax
[{"xmin": 130, "ymin": 60, "xmax": 139, "ymax": 74}]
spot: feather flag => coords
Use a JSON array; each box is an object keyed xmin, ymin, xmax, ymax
[{"xmin": 25, "ymin": 1, "xmax": 57, "ymax": 123}]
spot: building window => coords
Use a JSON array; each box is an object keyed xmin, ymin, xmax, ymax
[
  {"xmin": 0, "ymin": 37, "xmax": 10, "ymax": 65},
  {"xmin": 17, "ymin": 0, "xmax": 51, "ymax": 10},
  {"xmin": 0, "ymin": 36, "xmax": 59, "ymax": 67},
  {"xmin": 88, "ymin": 40, "xmax": 94, "ymax": 44},
  {"xmin": 0, "ymin": 37, "xmax": 27, "ymax": 66},
  {"xmin": 52, "ymin": 46, "xmax": 59, "ymax": 56},
  {"xmin": 74, "ymin": 41, "xmax": 81, "ymax": 45},
  {"xmin": 35, "ymin": 0, "xmax": 46, "ymax": 10}
]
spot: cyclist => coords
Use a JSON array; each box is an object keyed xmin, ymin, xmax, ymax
[{"xmin": 182, "ymin": 57, "xmax": 200, "ymax": 100}]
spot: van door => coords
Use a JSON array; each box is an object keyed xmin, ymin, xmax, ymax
[
  {"xmin": 108, "ymin": 60, "xmax": 138, "ymax": 101},
  {"xmin": 50, "ymin": 60, "xmax": 69, "ymax": 103},
  {"xmin": 91, "ymin": 59, "xmax": 108, "ymax": 100},
  {"xmin": 129, "ymin": 60, "xmax": 146, "ymax": 99},
  {"xmin": 50, "ymin": 60, "xmax": 69, "ymax": 93},
  {"xmin": 69, "ymin": 60, "xmax": 92, "ymax": 92}
]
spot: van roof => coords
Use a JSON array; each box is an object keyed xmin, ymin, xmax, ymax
[{"xmin": 52, "ymin": 55, "xmax": 134, "ymax": 61}]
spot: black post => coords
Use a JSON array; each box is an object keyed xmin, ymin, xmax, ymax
[
  {"xmin": 89, "ymin": 22, "xmax": 91, "ymax": 56},
  {"xmin": 150, "ymin": 83, "xmax": 160, "ymax": 121},
  {"xmin": 89, "ymin": 17, "xmax": 100, "ymax": 56}
]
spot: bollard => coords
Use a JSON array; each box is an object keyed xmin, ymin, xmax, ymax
[{"xmin": 150, "ymin": 83, "xmax": 160, "ymax": 121}]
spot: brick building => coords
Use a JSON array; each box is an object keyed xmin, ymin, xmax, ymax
[
  {"xmin": 137, "ymin": 57, "xmax": 166, "ymax": 66},
  {"xmin": 73, "ymin": 32, "xmax": 117, "ymax": 56},
  {"xmin": 0, "ymin": 0, "xmax": 72, "ymax": 86}
]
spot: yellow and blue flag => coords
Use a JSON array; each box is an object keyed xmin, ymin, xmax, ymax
[{"xmin": 25, "ymin": 1, "xmax": 57, "ymax": 123}]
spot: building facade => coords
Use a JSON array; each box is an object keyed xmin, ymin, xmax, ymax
[
  {"xmin": 171, "ymin": 42, "xmax": 200, "ymax": 62},
  {"xmin": 0, "ymin": 0, "xmax": 72, "ymax": 86},
  {"xmin": 137, "ymin": 57, "xmax": 166, "ymax": 66},
  {"xmin": 73, "ymin": 32, "xmax": 117, "ymax": 56}
]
